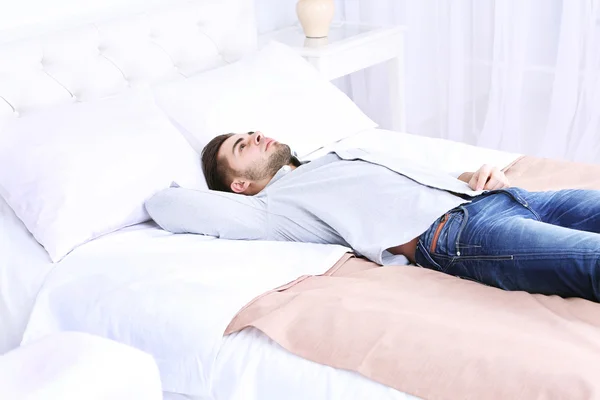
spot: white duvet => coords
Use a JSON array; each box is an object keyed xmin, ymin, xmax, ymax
[
  {"xmin": 0, "ymin": 332, "xmax": 162, "ymax": 400},
  {"xmin": 21, "ymin": 222, "xmax": 349, "ymax": 396}
]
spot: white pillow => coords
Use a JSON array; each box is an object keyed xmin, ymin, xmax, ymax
[
  {"xmin": 153, "ymin": 41, "xmax": 377, "ymax": 158},
  {"xmin": 0, "ymin": 89, "xmax": 204, "ymax": 262}
]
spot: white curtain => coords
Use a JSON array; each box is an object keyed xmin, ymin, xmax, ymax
[{"xmin": 258, "ymin": 0, "xmax": 600, "ymax": 163}]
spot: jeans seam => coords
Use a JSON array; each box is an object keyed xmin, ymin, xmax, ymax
[
  {"xmin": 438, "ymin": 251, "xmax": 597, "ymax": 260},
  {"xmin": 417, "ymin": 240, "xmax": 445, "ymax": 271},
  {"xmin": 512, "ymin": 251, "xmax": 600, "ymax": 258},
  {"xmin": 454, "ymin": 206, "xmax": 469, "ymax": 255},
  {"xmin": 432, "ymin": 254, "xmax": 454, "ymax": 259},
  {"xmin": 453, "ymin": 255, "xmax": 514, "ymax": 261}
]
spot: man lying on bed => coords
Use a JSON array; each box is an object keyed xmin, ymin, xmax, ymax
[{"xmin": 146, "ymin": 131, "xmax": 600, "ymax": 302}]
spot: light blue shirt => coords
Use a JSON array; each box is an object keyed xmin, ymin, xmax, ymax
[{"xmin": 147, "ymin": 148, "xmax": 481, "ymax": 265}]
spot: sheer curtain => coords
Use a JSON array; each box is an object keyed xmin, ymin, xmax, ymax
[{"xmin": 258, "ymin": 0, "xmax": 600, "ymax": 163}]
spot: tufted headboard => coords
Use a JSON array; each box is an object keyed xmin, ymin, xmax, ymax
[{"xmin": 0, "ymin": 0, "xmax": 257, "ymax": 120}]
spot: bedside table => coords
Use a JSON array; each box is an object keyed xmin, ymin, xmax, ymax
[{"xmin": 260, "ymin": 23, "xmax": 407, "ymax": 131}]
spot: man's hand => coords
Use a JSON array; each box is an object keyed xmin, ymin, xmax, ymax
[{"xmin": 458, "ymin": 165, "xmax": 510, "ymax": 191}]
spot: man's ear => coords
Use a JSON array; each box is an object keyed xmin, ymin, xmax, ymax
[{"xmin": 230, "ymin": 179, "xmax": 251, "ymax": 194}]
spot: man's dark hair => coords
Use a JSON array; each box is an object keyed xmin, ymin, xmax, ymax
[{"xmin": 201, "ymin": 133, "xmax": 234, "ymax": 192}]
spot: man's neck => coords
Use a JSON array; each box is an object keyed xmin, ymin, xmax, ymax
[{"xmin": 250, "ymin": 161, "xmax": 299, "ymax": 195}]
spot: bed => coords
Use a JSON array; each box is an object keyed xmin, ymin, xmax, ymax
[
  {"xmin": 2, "ymin": 1, "xmax": 600, "ymax": 399},
  {"xmin": 0, "ymin": 2, "xmax": 422, "ymax": 398}
]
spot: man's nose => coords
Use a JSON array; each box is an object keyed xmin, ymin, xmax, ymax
[{"xmin": 254, "ymin": 132, "xmax": 263, "ymax": 145}]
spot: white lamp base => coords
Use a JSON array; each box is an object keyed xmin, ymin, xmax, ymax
[{"xmin": 296, "ymin": 0, "xmax": 335, "ymax": 38}]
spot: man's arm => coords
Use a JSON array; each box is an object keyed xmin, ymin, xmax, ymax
[
  {"xmin": 458, "ymin": 165, "xmax": 510, "ymax": 191},
  {"xmin": 146, "ymin": 187, "xmax": 267, "ymax": 239}
]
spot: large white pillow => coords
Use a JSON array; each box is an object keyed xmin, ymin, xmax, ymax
[
  {"xmin": 0, "ymin": 89, "xmax": 204, "ymax": 262},
  {"xmin": 153, "ymin": 41, "xmax": 377, "ymax": 158}
]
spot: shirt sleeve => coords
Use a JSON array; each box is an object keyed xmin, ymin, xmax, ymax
[{"xmin": 145, "ymin": 187, "xmax": 268, "ymax": 240}]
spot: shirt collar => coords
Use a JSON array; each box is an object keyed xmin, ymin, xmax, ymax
[
  {"xmin": 263, "ymin": 154, "xmax": 307, "ymax": 190},
  {"xmin": 265, "ymin": 165, "xmax": 293, "ymax": 189}
]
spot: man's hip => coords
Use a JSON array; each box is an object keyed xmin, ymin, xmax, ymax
[{"xmin": 415, "ymin": 188, "xmax": 600, "ymax": 301}]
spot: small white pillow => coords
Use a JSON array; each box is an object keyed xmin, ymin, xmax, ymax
[
  {"xmin": 0, "ymin": 89, "xmax": 204, "ymax": 262},
  {"xmin": 153, "ymin": 41, "xmax": 377, "ymax": 158}
]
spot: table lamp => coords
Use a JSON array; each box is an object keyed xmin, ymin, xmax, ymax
[{"xmin": 296, "ymin": 0, "xmax": 335, "ymax": 38}]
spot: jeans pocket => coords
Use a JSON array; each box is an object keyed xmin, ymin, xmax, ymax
[
  {"xmin": 416, "ymin": 241, "xmax": 456, "ymax": 272},
  {"xmin": 427, "ymin": 210, "xmax": 464, "ymax": 255}
]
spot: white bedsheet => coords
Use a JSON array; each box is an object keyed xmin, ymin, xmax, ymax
[
  {"xmin": 163, "ymin": 328, "xmax": 418, "ymax": 400},
  {"xmin": 0, "ymin": 332, "xmax": 162, "ymax": 400},
  {"xmin": 212, "ymin": 327, "xmax": 418, "ymax": 400},
  {"xmin": 0, "ymin": 195, "xmax": 55, "ymax": 355},
  {"xmin": 21, "ymin": 222, "xmax": 349, "ymax": 397}
]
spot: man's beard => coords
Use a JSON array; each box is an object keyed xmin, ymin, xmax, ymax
[{"xmin": 242, "ymin": 143, "xmax": 292, "ymax": 182}]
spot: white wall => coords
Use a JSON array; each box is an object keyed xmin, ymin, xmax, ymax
[
  {"xmin": 255, "ymin": 0, "xmax": 298, "ymax": 33},
  {"xmin": 0, "ymin": 0, "xmax": 174, "ymax": 40},
  {"xmin": 256, "ymin": 0, "xmax": 359, "ymax": 33}
]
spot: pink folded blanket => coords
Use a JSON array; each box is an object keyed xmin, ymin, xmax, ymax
[{"xmin": 225, "ymin": 156, "xmax": 600, "ymax": 399}]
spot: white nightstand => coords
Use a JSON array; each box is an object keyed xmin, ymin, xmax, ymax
[{"xmin": 260, "ymin": 23, "xmax": 406, "ymax": 131}]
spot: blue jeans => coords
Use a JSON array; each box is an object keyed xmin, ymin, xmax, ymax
[{"xmin": 415, "ymin": 188, "xmax": 600, "ymax": 302}]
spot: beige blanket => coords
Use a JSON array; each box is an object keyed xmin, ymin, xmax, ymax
[{"xmin": 225, "ymin": 156, "xmax": 600, "ymax": 399}]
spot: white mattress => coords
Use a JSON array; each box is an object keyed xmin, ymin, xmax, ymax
[{"xmin": 212, "ymin": 327, "xmax": 417, "ymax": 400}]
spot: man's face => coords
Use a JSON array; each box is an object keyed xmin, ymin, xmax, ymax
[{"xmin": 218, "ymin": 131, "xmax": 292, "ymax": 193}]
